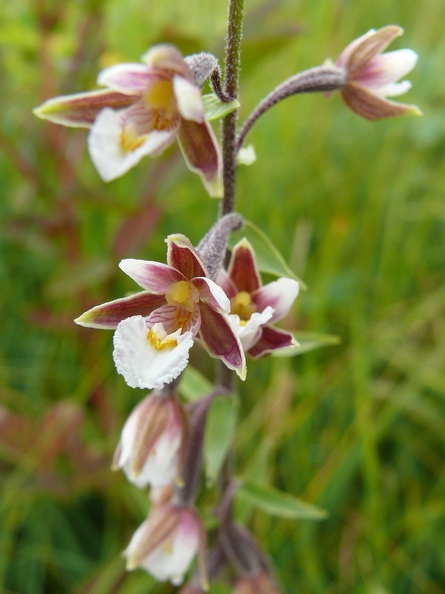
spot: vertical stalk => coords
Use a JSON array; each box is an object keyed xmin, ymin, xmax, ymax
[{"xmin": 220, "ymin": 0, "xmax": 245, "ymax": 216}]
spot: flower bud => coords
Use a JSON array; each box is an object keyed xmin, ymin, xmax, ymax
[
  {"xmin": 113, "ymin": 393, "xmax": 188, "ymax": 489},
  {"xmin": 125, "ymin": 504, "xmax": 207, "ymax": 586}
]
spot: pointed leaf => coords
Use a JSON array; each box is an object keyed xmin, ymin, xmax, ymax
[
  {"xmin": 273, "ymin": 331, "xmax": 341, "ymax": 357},
  {"xmin": 204, "ymin": 393, "xmax": 238, "ymax": 485},
  {"xmin": 179, "ymin": 366, "xmax": 212, "ymax": 402},
  {"xmin": 202, "ymin": 93, "xmax": 240, "ymax": 121},
  {"xmin": 236, "ymin": 479, "xmax": 327, "ymax": 520},
  {"xmin": 229, "ymin": 220, "xmax": 306, "ymax": 289}
]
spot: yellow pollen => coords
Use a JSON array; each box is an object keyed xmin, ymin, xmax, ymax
[
  {"xmin": 119, "ymin": 126, "xmax": 146, "ymax": 153},
  {"xmin": 230, "ymin": 291, "xmax": 256, "ymax": 321},
  {"xmin": 146, "ymin": 328, "xmax": 178, "ymax": 351}
]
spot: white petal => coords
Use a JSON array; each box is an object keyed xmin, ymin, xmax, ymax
[
  {"xmin": 136, "ymin": 514, "xmax": 199, "ymax": 584},
  {"xmin": 113, "ymin": 317, "xmax": 194, "ymax": 389},
  {"xmin": 235, "ymin": 306, "xmax": 274, "ymax": 351},
  {"xmin": 97, "ymin": 63, "xmax": 150, "ymax": 94},
  {"xmin": 88, "ymin": 108, "xmax": 175, "ymax": 181},
  {"xmin": 173, "ymin": 75, "xmax": 204, "ymax": 123},
  {"xmin": 253, "ymin": 278, "xmax": 300, "ymax": 323}
]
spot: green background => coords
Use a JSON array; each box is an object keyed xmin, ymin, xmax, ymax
[{"xmin": 1, "ymin": 0, "xmax": 444, "ymax": 592}]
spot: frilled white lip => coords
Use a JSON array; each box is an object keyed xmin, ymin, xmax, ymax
[{"xmin": 113, "ymin": 317, "xmax": 194, "ymax": 389}]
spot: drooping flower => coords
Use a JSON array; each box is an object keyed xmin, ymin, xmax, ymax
[
  {"xmin": 34, "ymin": 45, "xmax": 222, "ymax": 196},
  {"xmin": 112, "ymin": 392, "xmax": 188, "ymax": 489},
  {"xmin": 217, "ymin": 239, "xmax": 299, "ymax": 358},
  {"xmin": 125, "ymin": 504, "xmax": 207, "ymax": 586},
  {"xmin": 335, "ymin": 25, "xmax": 421, "ymax": 120},
  {"xmin": 75, "ymin": 234, "xmax": 246, "ymax": 389}
]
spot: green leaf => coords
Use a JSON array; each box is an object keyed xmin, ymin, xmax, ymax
[
  {"xmin": 178, "ymin": 366, "xmax": 212, "ymax": 402},
  {"xmin": 204, "ymin": 394, "xmax": 238, "ymax": 485},
  {"xmin": 229, "ymin": 220, "xmax": 306, "ymax": 289},
  {"xmin": 203, "ymin": 93, "xmax": 240, "ymax": 122},
  {"xmin": 273, "ymin": 331, "xmax": 341, "ymax": 357},
  {"xmin": 236, "ymin": 479, "xmax": 327, "ymax": 520}
]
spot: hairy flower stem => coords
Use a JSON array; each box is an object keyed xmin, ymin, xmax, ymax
[
  {"xmin": 236, "ymin": 65, "xmax": 348, "ymax": 153},
  {"xmin": 220, "ymin": 0, "xmax": 245, "ymax": 217}
]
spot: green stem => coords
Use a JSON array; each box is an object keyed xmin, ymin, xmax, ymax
[{"xmin": 220, "ymin": 0, "xmax": 245, "ymax": 217}]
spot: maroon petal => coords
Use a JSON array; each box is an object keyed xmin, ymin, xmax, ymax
[
  {"xmin": 228, "ymin": 239, "xmax": 261, "ymax": 294},
  {"xmin": 247, "ymin": 326, "xmax": 295, "ymax": 359},
  {"xmin": 167, "ymin": 234, "xmax": 209, "ymax": 280},
  {"xmin": 198, "ymin": 303, "xmax": 246, "ymax": 378},
  {"xmin": 177, "ymin": 119, "xmax": 223, "ymax": 198},
  {"xmin": 75, "ymin": 292, "xmax": 165, "ymax": 329}
]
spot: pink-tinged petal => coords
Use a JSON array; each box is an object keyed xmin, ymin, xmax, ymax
[
  {"xmin": 192, "ymin": 277, "xmax": 230, "ymax": 314},
  {"xmin": 341, "ymin": 83, "xmax": 421, "ymax": 120},
  {"xmin": 215, "ymin": 268, "xmax": 238, "ymax": 299},
  {"xmin": 346, "ymin": 26, "xmax": 403, "ymax": 76},
  {"xmin": 248, "ymin": 326, "xmax": 296, "ymax": 359},
  {"xmin": 198, "ymin": 303, "xmax": 246, "ymax": 380},
  {"xmin": 228, "ymin": 239, "xmax": 261, "ymax": 294},
  {"xmin": 88, "ymin": 107, "xmax": 176, "ymax": 181},
  {"xmin": 74, "ymin": 292, "xmax": 166, "ymax": 329},
  {"xmin": 97, "ymin": 63, "xmax": 151, "ymax": 94},
  {"xmin": 119, "ymin": 259, "xmax": 185, "ymax": 292},
  {"xmin": 356, "ymin": 50, "xmax": 418, "ymax": 94},
  {"xmin": 252, "ymin": 278, "xmax": 299, "ymax": 323},
  {"xmin": 177, "ymin": 119, "xmax": 223, "ymax": 198},
  {"xmin": 336, "ymin": 29, "xmax": 376, "ymax": 69},
  {"xmin": 167, "ymin": 234, "xmax": 209, "ymax": 280},
  {"xmin": 232, "ymin": 306, "xmax": 275, "ymax": 352},
  {"xmin": 33, "ymin": 90, "xmax": 138, "ymax": 128},
  {"xmin": 142, "ymin": 44, "xmax": 191, "ymax": 79},
  {"xmin": 147, "ymin": 303, "xmax": 201, "ymax": 335},
  {"xmin": 113, "ymin": 318, "xmax": 194, "ymax": 389},
  {"xmin": 173, "ymin": 75, "xmax": 204, "ymax": 123}
]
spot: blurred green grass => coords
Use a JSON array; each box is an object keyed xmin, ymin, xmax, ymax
[{"xmin": 1, "ymin": 0, "xmax": 445, "ymax": 592}]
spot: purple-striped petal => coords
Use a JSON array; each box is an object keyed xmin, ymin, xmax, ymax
[
  {"xmin": 166, "ymin": 235, "xmax": 209, "ymax": 280},
  {"xmin": 119, "ymin": 259, "xmax": 185, "ymax": 292},
  {"xmin": 177, "ymin": 119, "xmax": 223, "ymax": 198},
  {"xmin": 247, "ymin": 326, "xmax": 296, "ymax": 359},
  {"xmin": 88, "ymin": 107, "xmax": 176, "ymax": 181},
  {"xmin": 215, "ymin": 268, "xmax": 238, "ymax": 299},
  {"xmin": 74, "ymin": 292, "xmax": 166, "ymax": 329},
  {"xmin": 33, "ymin": 90, "xmax": 138, "ymax": 128},
  {"xmin": 192, "ymin": 277, "xmax": 230, "ymax": 314},
  {"xmin": 341, "ymin": 83, "xmax": 421, "ymax": 121},
  {"xmin": 198, "ymin": 303, "xmax": 246, "ymax": 379},
  {"xmin": 98, "ymin": 63, "xmax": 152, "ymax": 95},
  {"xmin": 228, "ymin": 239, "xmax": 261, "ymax": 294},
  {"xmin": 146, "ymin": 303, "xmax": 201, "ymax": 335},
  {"xmin": 252, "ymin": 278, "xmax": 299, "ymax": 323}
]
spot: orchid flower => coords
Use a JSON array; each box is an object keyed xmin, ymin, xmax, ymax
[
  {"xmin": 335, "ymin": 25, "xmax": 421, "ymax": 120},
  {"xmin": 75, "ymin": 234, "xmax": 246, "ymax": 389},
  {"xmin": 34, "ymin": 45, "xmax": 223, "ymax": 196},
  {"xmin": 217, "ymin": 239, "xmax": 299, "ymax": 358},
  {"xmin": 125, "ymin": 504, "xmax": 207, "ymax": 586},
  {"xmin": 112, "ymin": 392, "xmax": 188, "ymax": 489}
]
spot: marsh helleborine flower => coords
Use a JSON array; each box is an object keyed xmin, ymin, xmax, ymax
[
  {"xmin": 113, "ymin": 392, "xmax": 188, "ymax": 489},
  {"xmin": 218, "ymin": 239, "xmax": 299, "ymax": 358},
  {"xmin": 34, "ymin": 45, "xmax": 222, "ymax": 196},
  {"xmin": 75, "ymin": 234, "xmax": 246, "ymax": 389},
  {"xmin": 125, "ymin": 504, "xmax": 207, "ymax": 586},
  {"xmin": 336, "ymin": 25, "xmax": 421, "ymax": 120}
]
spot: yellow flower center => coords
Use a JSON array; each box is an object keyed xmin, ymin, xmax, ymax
[
  {"xmin": 230, "ymin": 291, "xmax": 256, "ymax": 321},
  {"xmin": 144, "ymin": 79, "xmax": 176, "ymax": 130},
  {"xmin": 166, "ymin": 280, "xmax": 199, "ymax": 312},
  {"xmin": 119, "ymin": 125, "xmax": 146, "ymax": 153},
  {"xmin": 146, "ymin": 326, "xmax": 178, "ymax": 351}
]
